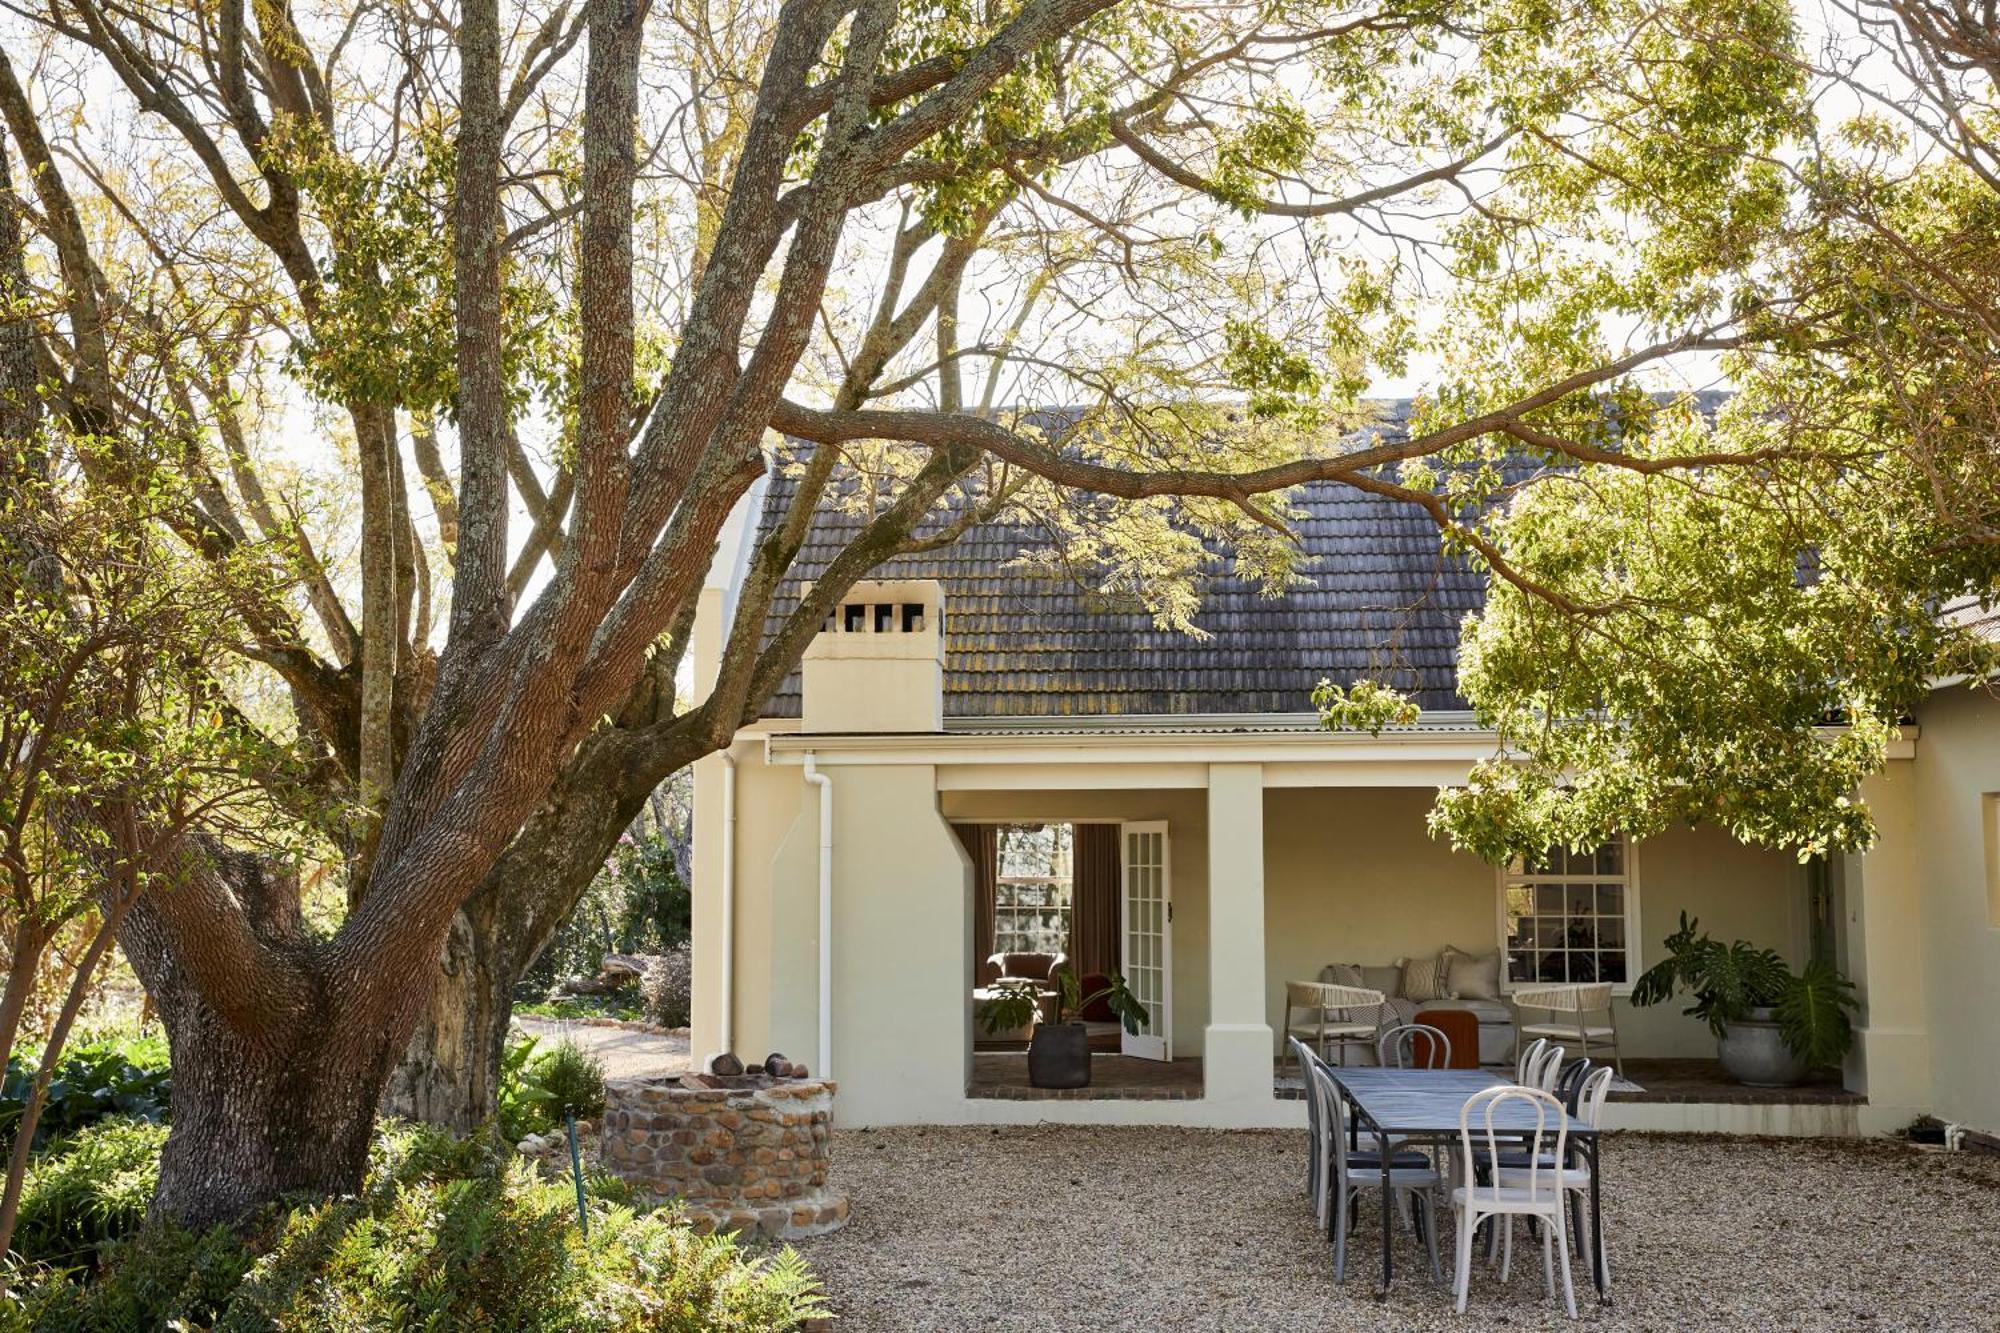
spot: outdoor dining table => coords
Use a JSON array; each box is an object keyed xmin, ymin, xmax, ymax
[{"xmin": 1326, "ymin": 1065, "xmax": 1607, "ymax": 1302}]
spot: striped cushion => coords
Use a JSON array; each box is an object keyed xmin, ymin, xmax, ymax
[{"xmin": 1399, "ymin": 953, "xmax": 1449, "ymax": 1003}]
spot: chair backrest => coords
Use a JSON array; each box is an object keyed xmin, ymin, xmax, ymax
[
  {"xmin": 1513, "ymin": 982, "xmax": 1614, "ymax": 1015},
  {"xmin": 1378, "ymin": 1022, "xmax": 1451, "ymax": 1069},
  {"xmin": 1554, "ymin": 1057, "xmax": 1594, "ymax": 1113},
  {"xmin": 1529, "ymin": 1042, "xmax": 1567, "ymax": 1091},
  {"xmin": 1575, "ymin": 1064, "xmax": 1616, "ymax": 1128},
  {"xmin": 1514, "ymin": 1036, "xmax": 1548, "ymax": 1083},
  {"xmin": 1290, "ymin": 980, "xmax": 1385, "ymax": 1013},
  {"xmin": 1459, "ymin": 1085, "xmax": 1568, "ymax": 1206},
  {"xmin": 1303, "ymin": 1056, "xmax": 1352, "ymax": 1191}
]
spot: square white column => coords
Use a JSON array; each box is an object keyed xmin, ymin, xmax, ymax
[{"xmin": 1205, "ymin": 763, "xmax": 1273, "ymax": 1104}]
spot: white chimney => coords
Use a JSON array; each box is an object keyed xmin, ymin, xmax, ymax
[{"xmin": 800, "ymin": 579, "xmax": 945, "ymax": 733}]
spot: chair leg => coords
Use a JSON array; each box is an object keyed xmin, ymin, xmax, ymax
[
  {"xmin": 1541, "ymin": 1209, "xmax": 1556, "ymax": 1298},
  {"xmin": 1554, "ymin": 1203, "xmax": 1578, "ymax": 1319},
  {"xmin": 1422, "ymin": 1189, "xmax": 1443, "ymax": 1283},
  {"xmin": 1332, "ymin": 1184, "xmax": 1348, "ymax": 1283},
  {"xmin": 1453, "ymin": 1207, "xmax": 1476, "ymax": 1314},
  {"xmin": 1500, "ymin": 1215, "xmax": 1514, "ymax": 1281}
]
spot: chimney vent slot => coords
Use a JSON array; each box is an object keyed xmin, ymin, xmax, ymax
[
  {"xmin": 842, "ymin": 603, "xmax": 866, "ymax": 633},
  {"xmin": 873, "ymin": 603, "xmax": 894, "ymax": 633},
  {"xmin": 901, "ymin": 603, "xmax": 924, "ymax": 633}
]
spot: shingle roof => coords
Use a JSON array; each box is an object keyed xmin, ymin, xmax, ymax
[{"xmin": 752, "ymin": 400, "xmax": 1519, "ymax": 719}]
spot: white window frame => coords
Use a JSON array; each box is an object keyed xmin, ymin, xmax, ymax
[
  {"xmin": 1494, "ymin": 837, "xmax": 1641, "ymax": 995},
  {"xmin": 992, "ymin": 824, "xmax": 1074, "ymax": 957}
]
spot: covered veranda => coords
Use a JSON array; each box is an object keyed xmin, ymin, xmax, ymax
[{"xmin": 750, "ymin": 716, "xmax": 1923, "ymax": 1136}]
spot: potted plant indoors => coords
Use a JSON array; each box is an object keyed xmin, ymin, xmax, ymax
[
  {"xmin": 1631, "ymin": 912, "xmax": 1860, "ymax": 1087},
  {"xmin": 978, "ymin": 970, "xmax": 1150, "ymax": 1088}
]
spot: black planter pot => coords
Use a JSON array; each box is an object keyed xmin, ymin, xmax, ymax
[{"xmin": 1027, "ymin": 1022, "xmax": 1092, "ymax": 1088}]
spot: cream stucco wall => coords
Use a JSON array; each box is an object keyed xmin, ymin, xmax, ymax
[
  {"xmin": 1909, "ymin": 689, "xmax": 2000, "ymax": 1135},
  {"xmin": 1261, "ymin": 788, "xmax": 1810, "ymax": 1059}
]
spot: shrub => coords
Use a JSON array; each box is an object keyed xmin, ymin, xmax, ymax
[
  {"xmin": 536, "ymin": 1039, "xmax": 607, "ymax": 1122},
  {"xmin": 10, "ymin": 1118, "xmax": 167, "ymax": 1269},
  {"xmin": 2, "ymin": 1033, "xmax": 171, "ymax": 1149},
  {"xmin": 498, "ymin": 1034, "xmax": 553, "ymax": 1142},
  {"xmin": 7, "ymin": 1122, "xmax": 827, "ymax": 1332},
  {"xmin": 640, "ymin": 944, "xmax": 693, "ymax": 1029}
]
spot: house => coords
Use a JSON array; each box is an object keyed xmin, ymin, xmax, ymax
[{"xmin": 685, "ymin": 433, "xmax": 2000, "ymax": 1144}]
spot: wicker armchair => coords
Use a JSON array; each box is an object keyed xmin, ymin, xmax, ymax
[
  {"xmin": 1284, "ymin": 981, "xmax": 1385, "ymax": 1070},
  {"xmin": 1511, "ymin": 982, "xmax": 1622, "ymax": 1075}
]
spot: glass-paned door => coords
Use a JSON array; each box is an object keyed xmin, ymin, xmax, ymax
[{"xmin": 1120, "ymin": 822, "xmax": 1171, "ymax": 1061}]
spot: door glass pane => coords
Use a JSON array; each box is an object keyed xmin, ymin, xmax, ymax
[
  {"xmin": 1599, "ymin": 951, "xmax": 1627, "ymax": 983},
  {"xmin": 1538, "ymin": 952, "xmax": 1566, "ymax": 982}
]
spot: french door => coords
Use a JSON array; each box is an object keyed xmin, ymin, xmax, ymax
[{"xmin": 1119, "ymin": 821, "xmax": 1172, "ymax": 1061}]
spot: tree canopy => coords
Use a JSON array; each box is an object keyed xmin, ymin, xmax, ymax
[{"xmin": 0, "ymin": 0, "xmax": 1988, "ymax": 1220}]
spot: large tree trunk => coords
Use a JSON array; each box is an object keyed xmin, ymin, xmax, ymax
[
  {"xmin": 379, "ymin": 902, "xmax": 510, "ymax": 1133},
  {"xmin": 389, "ymin": 726, "xmax": 683, "ymax": 1128},
  {"xmin": 120, "ymin": 843, "xmax": 408, "ymax": 1225},
  {"xmin": 150, "ymin": 973, "xmax": 393, "ymax": 1228}
]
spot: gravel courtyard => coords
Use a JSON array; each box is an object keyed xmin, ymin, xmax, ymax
[{"xmin": 796, "ymin": 1126, "xmax": 2000, "ymax": 1332}]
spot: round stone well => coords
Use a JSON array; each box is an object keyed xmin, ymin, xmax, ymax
[{"xmin": 601, "ymin": 1072, "xmax": 849, "ymax": 1240}]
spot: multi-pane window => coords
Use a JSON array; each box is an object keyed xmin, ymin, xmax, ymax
[
  {"xmin": 994, "ymin": 824, "xmax": 1072, "ymax": 956},
  {"xmin": 1500, "ymin": 840, "xmax": 1636, "ymax": 988}
]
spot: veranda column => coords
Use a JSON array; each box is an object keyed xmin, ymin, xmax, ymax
[
  {"xmin": 1205, "ymin": 763, "xmax": 1274, "ymax": 1105},
  {"xmin": 1841, "ymin": 758, "xmax": 1933, "ymax": 1133}
]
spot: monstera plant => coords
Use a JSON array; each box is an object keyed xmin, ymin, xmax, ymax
[
  {"xmin": 1632, "ymin": 912, "xmax": 1859, "ymax": 1085},
  {"xmin": 980, "ymin": 970, "xmax": 1149, "ymax": 1089}
]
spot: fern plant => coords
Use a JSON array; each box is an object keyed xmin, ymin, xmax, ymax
[{"xmin": 1632, "ymin": 912, "xmax": 1859, "ymax": 1065}]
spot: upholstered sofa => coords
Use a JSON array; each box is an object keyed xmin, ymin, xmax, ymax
[{"xmin": 1320, "ymin": 947, "xmax": 1515, "ymax": 1066}]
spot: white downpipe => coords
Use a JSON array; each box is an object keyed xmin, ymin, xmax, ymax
[
  {"xmin": 803, "ymin": 752, "xmax": 833, "ymax": 1079},
  {"xmin": 717, "ymin": 750, "xmax": 737, "ymax": 1059}
]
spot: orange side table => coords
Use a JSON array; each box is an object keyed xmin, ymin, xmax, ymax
[{"xmin": 1414, "ymin": 1007, "xmax": 1482, "ymax": 1069}]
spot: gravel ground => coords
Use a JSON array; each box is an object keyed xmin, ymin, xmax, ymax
[
  {"xmin": 513, "ymin": 1015, "xmax": 689, "ymax": 1080},
  {"xmin": 796, "ymin": 1127, "xmax": 2000, "ymax": 1332}
]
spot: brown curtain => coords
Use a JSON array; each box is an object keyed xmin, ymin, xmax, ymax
[
  {"xmin": 1071, "ymin": 823, "xmax": 1121, "ymax": 978},
  {"xmin": 953, "ymin": 823, "xmax": 999, "ymax": 984}
]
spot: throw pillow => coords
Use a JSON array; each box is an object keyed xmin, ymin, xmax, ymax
[
  {"xmin": 1445, "ymin": 949, "xmax": 1503, "ymax": 1001},
  {"xmin": 1357, "ymin": 963, "xmax": 1403, "ymax": 997},
  {"xmin": 1398, "ymin": 953, "xmax": 1449, "ymax": 1003},
  {"xmin": 1320, "ymin": 963, "xmax": 1365, "ymax": 989}
]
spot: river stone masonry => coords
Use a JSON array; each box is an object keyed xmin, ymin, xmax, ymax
[{"xmin": 601, "ymin": 1073, "xmax": 849, "ymax": 1240}]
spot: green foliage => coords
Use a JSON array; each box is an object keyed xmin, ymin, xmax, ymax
[
  {"xmin": 1313, "ymin": 679, "xmax": 1421, "ymax": 736},
  {"xmin": 1630, "ymin": 913, "xmax": 1857, "ymax": 1065},
  {"xmin": 9, "ymin": 1118, "xmax": 167, "ymax": 1271},
  {"xmin": 2, "ymin": 1034, "xmax": 171, "ymax": 1150},
  {"xmin": 534, "ymin": 1040, "xmax": 607, "ymax": 1124},
  {"xmin": 515, "ymin": 996, "xmax": 644, "ymax": 1024},
  {"xmin": 1774, "ymin": 958, "xmax": 1859, "ymax": 1071},
  {"xmin": 978, "ymin": 969, "xmax": 1149, "ymax": 1037},
  {"xmin": 526, "ymin": 818, "xmax": 691, "ymax": 1000},
  {"xmin": 7, "ymin": 1123, "xmax": 826, "ymax": 1332},
  {"xmin": 498, "ymin": 1037, "xmax": 606, "ymax": 1142}
]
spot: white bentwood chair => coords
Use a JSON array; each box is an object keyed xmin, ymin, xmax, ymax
[
  {"xmin": 1497, "ymin": 1065, "xmax": 1616, "ymax": 1288},
  {"xmin": 1303, "ymin": 1052, "xmax": 1443, "ymax": 1284},
  {"xmin": 1377, "ymin": 1022, "xmax": 1452, "ymax": 1070},
  {"xmin": 1452, "ymin": 1085, "xmax": 1578, "ymax": 1319}
]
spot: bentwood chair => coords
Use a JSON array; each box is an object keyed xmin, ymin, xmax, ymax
[
  {"xmin": 1303, "ymin": 1052, "xmax": 1443, "ymax": 1284},
  {"xmin": 1497, "ymin": 1065, "xmax": 1616, "ymax": 1288},
  {"xmin": 1513, "ymin": 983, "xmax": 1624, "ymax": 1076},
  {"xmin": 1515, "ymin": 1036, "xmax": 1551, "ymax": 1084},
  {"xmin": 1285, "ymin": 981, "xmax": 1383, "ymax": 1070},
  {"xmin": 1377, "ymin": 1022, "xmax": 1452, "ymax": 1070},
  {"xmin": 1452, "ymin": 1085, "xmax": 1578, "ymax": 1319}
]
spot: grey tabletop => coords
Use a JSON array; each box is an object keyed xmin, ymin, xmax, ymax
[{"xmin": 1328, "ymin": 1066, "xmax": 1596, "ymax": 1139}]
